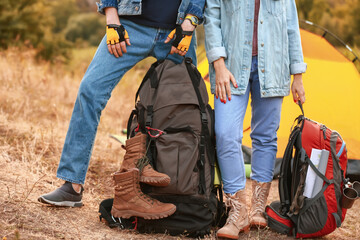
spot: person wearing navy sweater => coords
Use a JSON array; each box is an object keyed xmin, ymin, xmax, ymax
[{"xmin": 38, "ymin": 0, "xmax": 205, "ymax": 208}]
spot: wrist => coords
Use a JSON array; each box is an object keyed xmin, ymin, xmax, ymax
[
  {"xmin": 185, "ymin": 14, "xmax": 199, "ymax": 27},
  {"xmin": 213, "ymin": 58, "xmax": 225, "ymax": 70},
  {"xmin": 181, "ymin": 20, "xmax": 195, "ymax": 32},
  {"xmin": 293, "ymin": 74, "xmax": 303, "ymax": 81},
  {"xmin": 105, "ymin": 7, "xmax": 120, "ymax": 25}
]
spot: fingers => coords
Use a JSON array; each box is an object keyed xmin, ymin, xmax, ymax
[
  {"xmin": 216, "ymin": 81, "xmax": 227, "ymax": 103},
  {"xmin": 167, "ymin": 29, "xmax": 176, "ymax": 41},
  {"xmin": 120, "ymin": 41, "xmax": 127, "ymax": 54},
  {"xmin": 169, "ymin": 46, "xmax": 187, "ymax": 56},
  {"xmin": 215, "ymin": 86, "xmax": 219, "ymax": 100},
  {"xmin": 298, "ymin": 89, "xmax": 306, "ymax": 104},
  {"xmin": 293, "ymin": 92, "xmax": 305, "ymax": 105},
  {"xmin": 178, "ymin": 46, "xmax": 188, "ymax": 52},
  {"xmin": 169, "ymin": 46, "xmax": 176, "ymax": 55},
  {"xmin": 107, "ymin": 38, "xmax": 130, "ymax": 57},
  {"xmin": 124, "ymin": 30, "xmax": 129, "ymax": 40},
  {"xmin": 178, "ymin": 49, "xmax": 187, "ymax": 56},
  {"xmin": 230, "ymin": 73, "xmax": 238, "ymax": 89},
  {"xmin": 226, "ymin": 81, "xmax": 232, "ymax": 101},
  {"xmin": 107, "ymin": 44, "xmax": 113, "ymax": 55},
  {"xmin": 108, "ymin": 42, "xmax": 123, "ymax": 58},
  {"xmin": 216, "ymin": 84, "xmax": 223, "ymax": 103},
  {"xmin": 165, "ymin": 37, "xmax": 171, "ymax": 44},
  {"xmin": 220, "ymin": 84, "xmax": 227, "ymax": 103},
  {"xmin": 292, "ymin": 86, "xmax": 306, "ymax": 104}
]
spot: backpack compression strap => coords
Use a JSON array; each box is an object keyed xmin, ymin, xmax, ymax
[{"xmin": 185, "ymin": 58, "xmax": 213, "ymax": 194}]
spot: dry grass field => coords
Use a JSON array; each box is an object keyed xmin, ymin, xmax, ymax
[{"xmin": 0, "ymin": 49, "xmax": 359, "ymax": 240}]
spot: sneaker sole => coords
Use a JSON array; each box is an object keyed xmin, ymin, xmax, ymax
[
  {"xmin": 38, "ymin": 196, "xmax": 83, "ymax": 207},
  {"xmin": 111, "ymin": 207, "xmax": 176, "ymax": 220}
]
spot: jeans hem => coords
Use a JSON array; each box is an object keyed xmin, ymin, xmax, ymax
[
  {"xmin": 57, "ymin": 174, "xmax": 85, "ymax": 185},
  {"xmin": 250, "ymin": 177, "xmax": 273, "ymax": 183}
]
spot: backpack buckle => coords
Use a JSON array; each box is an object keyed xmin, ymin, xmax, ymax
[{"xmin": 201, "ymin": 112, "xmax": 208, "ymax": 124}]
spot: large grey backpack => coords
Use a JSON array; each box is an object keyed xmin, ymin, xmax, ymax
[{"xmin": 126, "ymin": 58, "xmax": 222, "ymax": 237}]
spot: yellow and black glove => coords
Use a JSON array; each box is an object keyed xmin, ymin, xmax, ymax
[
  {"xmin": 106, "ymin": 24, "xmax": 129, "ymax": 45},
  {"xmin": 167, "ymin": 26, "xmax": 193, "ymax": 52}
]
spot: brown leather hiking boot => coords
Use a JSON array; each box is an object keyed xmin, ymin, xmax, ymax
[
  {"xmin": 120, "ymin": 132, "xmax": 170, "ymax": 186},
  {"xmin": 249, "ymin": 180, "xmax": 271, "ymax": 228},
  {"xmin": 217, "ymin": 189, "xmax": 250, "ymax": 239},
  {"xmin": 111, "ymin": 168, "xmax": 176, "ymax": 219}
]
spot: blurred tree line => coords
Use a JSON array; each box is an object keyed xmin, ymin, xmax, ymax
[
  {"xmin": 0, "ymin": 0, "xmax": 359, "ymax": 62},
  {"xmin": 297, "ymin": 0, "xmax": 360, "ymax": 52},
  {"xmin": 0, "ymin": 0, "xmax": 104, "ymax": 61}
]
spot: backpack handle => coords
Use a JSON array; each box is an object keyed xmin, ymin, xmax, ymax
[{"xmin": 297, "ymin": 100, "xmax": 305, "ymax": 116}]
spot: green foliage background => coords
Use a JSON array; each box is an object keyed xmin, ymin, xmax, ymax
[{"xmin": 0, "ymin": 0, "xmax": 359, "ymax": 63}]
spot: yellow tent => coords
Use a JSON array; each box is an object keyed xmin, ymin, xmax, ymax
[{"xmin": 198, "ymin": 29, "xmax": 360, "ymax": 161}]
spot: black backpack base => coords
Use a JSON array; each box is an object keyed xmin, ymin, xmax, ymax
[
  {"xmin": 98, "ymin": 194, "xmax": 227, "ymax": 238},
  {"xmin": 136, "ymin": 193, "xmax": 218, "ymax": 238}
]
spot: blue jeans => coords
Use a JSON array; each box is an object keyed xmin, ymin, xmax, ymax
[
  {"xmin": 57, "ymin": 18, "xmax": 197, "ymax": 184},
  {"xmin": 215, "ymin": 56, "xmax": 283, "ymax": 194}
]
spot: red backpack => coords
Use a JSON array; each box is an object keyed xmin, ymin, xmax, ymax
[{"xmin": 265, "ymin": 103, "xmax": 348, "ymax": 238}]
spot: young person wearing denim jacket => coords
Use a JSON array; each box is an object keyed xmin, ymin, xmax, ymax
[
  {"xmin": 204, "ymin": 0, "xmax": 306, "ymax": 238},
  {"xmin": 38, "ymin": 0, "xmax": 205, "ymax": 208}
]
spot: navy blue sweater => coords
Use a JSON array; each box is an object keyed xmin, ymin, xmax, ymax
[{"xmin": 122, "ymin": 0, "xmax": 181, "ymax": 29}]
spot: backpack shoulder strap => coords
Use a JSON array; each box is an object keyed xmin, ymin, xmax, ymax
[{"xmin": 135, "ymin": 59, "xmax": 164, "ymax": 103}]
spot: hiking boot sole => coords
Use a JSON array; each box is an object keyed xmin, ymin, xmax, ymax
[
  {"xmin": 250, "ymin": 221, "xmax": 267, "ymax": 229},
  {"xmin": 216, "ymin": 225, "xmax": 250, "ymax": 239},
  {"xmin": 111, "ymin": 207, "xmax": 176, "ymax": 220},
  {"xmin": 140, "ymin": 176, "xmax": 170, "ymax": 187},
  {"xmin": 38, "ymin": 196, "xmax": 83, "ymax": 207}
]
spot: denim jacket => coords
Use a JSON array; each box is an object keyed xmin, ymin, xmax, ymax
[
  {"xmin": 204, "ymin": 0, "xmax": 307, "ymax": 97},
  {"xmin": 97, "ymin": 0, "xmax": 205, "ymax": 24}
]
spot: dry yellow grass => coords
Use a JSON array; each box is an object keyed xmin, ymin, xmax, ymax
[{"xmin": 0, "ymin": 48, "xmax": 359, "ymax": 239}]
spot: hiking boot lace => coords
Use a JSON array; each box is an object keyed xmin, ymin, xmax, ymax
[
  {"xmin": 135, "ymin": 175, "xmax": 154, "ymax": 205},
  {"xmin": 135, "ymin": 139, "xmax": 152, "ymax": 172},
  {"xmin": 251, "ymin": 184, "xmax": 266, "ymax": 215},
  {"xmin": 225, "ymin": 196, "xmax": 243, "ymax": 226},
  {"xmin": 136, "ymin": 155, "xmax": 150, "ymax": 172}
]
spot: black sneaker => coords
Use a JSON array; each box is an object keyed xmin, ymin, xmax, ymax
[{"xmin": 38, "ymin": 181, "xmax": 84, "ymax": 207}]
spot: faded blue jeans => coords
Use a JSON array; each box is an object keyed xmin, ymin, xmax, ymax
[
  {"xmin": 215, "ymin": 56, "xmax": 283, "ymax": 194},
  {"xmin": 57, "ymin": 18, "xmax": 197, "ymax": 184}
]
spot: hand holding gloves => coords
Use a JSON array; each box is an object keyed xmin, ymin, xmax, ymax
[
  {"xmin": 106, "ymin": 24, "xmax": 131, "ymax": 58},
  {"xmin": 165, "ymin": 15, "xmax": 198, "ymax": 56}
]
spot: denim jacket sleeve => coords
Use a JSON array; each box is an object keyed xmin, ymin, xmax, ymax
[
  {"xmin": 97, "ymin": 0, "xmax": 118, "ymax": 15},
  {"xmin": 187, "ymin": 0, "xmax": 206, "ymax": 22},
  {"xmin": 286, "ymin": 0, "xmax": 307, "ymax": 75},
  {"xmin": 203, "ymin": 0, "xmax": 227, "ymax": 63}
]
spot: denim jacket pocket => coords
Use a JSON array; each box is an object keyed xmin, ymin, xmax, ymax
[
  {"xmin": 265, "ymin": 0, "xmax": 284, "ymax": 16},
  {"xmin": 222, "ymin": 0, "xmax": 241, "ymax": 15},
  {"xmin": 118, "ymin": 0, "xmax": 142, "ymax": 16}
]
